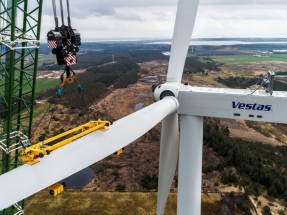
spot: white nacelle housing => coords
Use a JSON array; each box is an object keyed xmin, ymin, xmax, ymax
[{"xmin": 178, "ymin": 86, "xmax": 287, "ymax": 123}]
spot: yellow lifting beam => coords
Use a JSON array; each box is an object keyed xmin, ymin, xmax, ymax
[{"xmin": 21, "ymin": 120, "xmax": 111, "ymax": 165}]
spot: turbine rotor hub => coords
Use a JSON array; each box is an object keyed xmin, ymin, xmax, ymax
[{"xmin": 154, "ymin": 82, "xmax": 182, "ymax": 101}]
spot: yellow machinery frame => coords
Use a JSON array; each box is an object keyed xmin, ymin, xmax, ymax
[
  {"xmin": 46, "ymin": 183, "xmax": 65, "ymax": 196},
  {"xmin": 21, "ymin": 120, "xmax": 111, "ymax": 165}
]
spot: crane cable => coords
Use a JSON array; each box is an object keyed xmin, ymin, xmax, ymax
[
  {"xmin": 30, "ymin": 87, "xmax": 103, "ymax": 145},
  {"xmin": 66, "ymin": 0, "xmax": 71, "ymax": 26},
  {"xmin": 80, "ymin": 91, "xmax": 95, "ymax": 121},
  {"xmin": 59, "ymin": 0, "xmax": 65, "ymax": 26},
  {"xmin": 30, "ymin": 96, "xmax": 61, "ymax": 144},
  {"xmin": 81, "ymin": 89, "xmax": 101, "ymax": 118},
  {"xmin": 52, "ymin": 0, "xmax": 58, "ymax": 27}
]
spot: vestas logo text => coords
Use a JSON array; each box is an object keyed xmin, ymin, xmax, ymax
[{"xmin": 232, "ymin": 102, "xmax": 272, "ymax": 111}]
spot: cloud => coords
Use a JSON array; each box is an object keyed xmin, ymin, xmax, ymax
[
  {"xmin": 194, "ymin": 4, "xmax": 287, "ymax": 37},
  {"xmin": 41, "ymin": 0, "xmax": 177, "ymax": 18},
  {"xmin": 201, "ymin": 0, "xmax": 286, "ymax": 5},
  {"xmin": 115, "ymin": 12, "xmax": 143, "ymax": 22},
  {"xmin": 37, "ymin": 0, "xmax": 287, "ymax": 39}
]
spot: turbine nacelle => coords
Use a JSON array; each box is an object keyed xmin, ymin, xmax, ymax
[{"xmin": 154, "ymin": 82, "xmax": 182, "ymax": 101}]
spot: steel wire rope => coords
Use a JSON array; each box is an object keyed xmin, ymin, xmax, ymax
[
  {"xmin": 66, "ymin": 0, "xmax": 71, "ymax": 26},
  {"xmin": 45, "ymin": 97, "xmax": 61, "ymax": 135},
  {"xmin": 61, "ymin": 92, "xmax": 75, "ymax": 131},
  {"xmin": 36, "ymin": 96, "xmax": 62, "ymax": 148},
  {"xmin": 79, "ymin": 90, "xmax": 93, "ymax": 121},
  {"xmin": 59, "ymin": 0, "xmax": 65, "ymax": 26},
  {"xmin": 81, "ymin": 89, "xmax": 99, "ymax": 119},
  {"xmin": 52, "ymin": 0, "xmax": 58, "ymax": 27},
  {"xmin": 30, "ymin": 95, "xmax": 57, "ymax": 140},
  {"xmin": 251, "ymin": 73, "xmax": 269, "ymax": 95},
  {"xmin": 30, "ymin": 53, "xmax": 67, "ymax": 143}
]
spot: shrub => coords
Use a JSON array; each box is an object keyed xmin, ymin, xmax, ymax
[
  {"xmin": 141, "ymin": 174, "xmax": 158, "ymax": 190},
  {"xmin": 262, "ymin": 206, "xmax": 272, "ymax": 215},
  {"xmin": 112, "ymin": 170, "xmax": 119, "ymax": 176},
  {"xmin": 236, "ymin": 201, "xmax": 252, "ymax": 215},
  {"xmin": 115, "ymin": 184, "xmax": 125, "ymax": 192},
  {"xmin": 38, "ymin": 133, "xmax": 46, "ymax": 141}
]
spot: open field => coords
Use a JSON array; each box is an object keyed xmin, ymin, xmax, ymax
[
  {"xmin": 38, "ymin": 54, "xmax": 57, "ymax": 67},
  {"xmin": 34, "ymin": 79, "xmax": 59, "ymax": 94},
  {"xmin": 21, "ymin": 78, "xmax": 59, "ymax": 95},
  {"xmin": 18, "ymin": 103, "xmax": 51, "ymax": 128},
  {"xmin": 221, "ymin": 61, "xmax": 287, "ymax": 76},
  {"xmin": 207, "ymin": 54, "xmax": 287, "ymax": 64},
  {"xmin": 191, "ymin": 74, "xmax": 227, "ymax": 88},
  {"xmin": 24, "ymin": 192, "xmax": 227, "ymax": 215},
  {"xmin": 25, "ymin": 192, "xmax": 177, "ymax": 215}
]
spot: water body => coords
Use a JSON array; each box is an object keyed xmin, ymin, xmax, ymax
[
  {"xmin": 143, "ymin": 76, "xmax": 157, "ymax": 79},
  {"xmin": 59, "ymin": 167, "xmax": 94, "ymax": 188},
  {"xmin": 140, "ymin": 79, "xmax": 158, "ymax": 83},
  {"xmin": 148, "ymin": 40, "xmax": 287, "ymax": 46},
  {"xmin": 135, "ymin": 93, "xmax": 148, "ymax": 97},
  {"xmin": 140, "ymin": 75, "xmax": 159, "ymax": 83},
  {"xmin": 134, "ymin": 103, "xmax": 144, "ymax": 111}
]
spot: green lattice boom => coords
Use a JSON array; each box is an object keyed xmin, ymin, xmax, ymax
[{"xmin": 0, "ymin": 0, "xmax": 43, "ymax": 214}]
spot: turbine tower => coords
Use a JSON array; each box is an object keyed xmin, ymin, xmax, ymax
[{"xmin": 0, "ymin": 0, "xmax": 286, "ymax": 215}]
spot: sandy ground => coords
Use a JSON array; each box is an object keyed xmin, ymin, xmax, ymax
[
  {"xmin": 221, "ymin": 118, "xmax": 284, "ymax": 146},
  {"xmin": 37, "ymin": 69, "xmax": 86, "ymax": 79},
  {"xmin": 223, "ymin": 61, "xmax": 287, "ymax": 77}
]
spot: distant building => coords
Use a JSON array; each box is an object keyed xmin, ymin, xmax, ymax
[{"xmin": 272, "ymin": 50, "xmax": 287, "ymax": 53}]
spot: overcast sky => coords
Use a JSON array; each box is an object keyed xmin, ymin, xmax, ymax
[{"xmin": 39, "ymin": 0, "xmax": 287, "ymax": 39}]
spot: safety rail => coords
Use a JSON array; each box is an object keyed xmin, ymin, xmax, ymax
[{"xmin": 0, "ymin": 131, "xmax": 29, "ymax": 154}]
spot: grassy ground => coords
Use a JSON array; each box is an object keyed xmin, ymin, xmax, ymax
[
  {"xmin": 35, "ymin": 79, "xmax": 59, "ymax": 94},
  {"xmin": 245, "ymin": 121, "xmax": 287, "ymax": 143},
  {"xmin": 19, "ymin": 103, "xmax": 51, "ymax": 127},
  {"xmin": 201, "ymin": 193, "xmax": 222, "ymax": 214},
  {"xmin": 21, "ymin": 78, "xmax": 59, "ymax": 95},
  {"xmin": 204, "ymin": 54, "xmax": 287, "ymax": 64},
  {"xmin": 25, "ymin": 192, "xmax": 177, "ymax": 215},
  {"xmin": 192, "ymin": 74, "xmax": 228, "ymax": 88},
  {"xmin": 24, "ymin": 192, "xmax": 222, "ymax": 215},
  {"xmin": 38, "ymin": 54, "xmax": 57, "ymax": 67}
]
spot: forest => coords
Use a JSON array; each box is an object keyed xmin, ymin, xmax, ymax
[
  {"xmin": 203, "ymin": 118, "xmax": 287, "ymax": 202},
  {"xmin": 36, "ymin": 47, "xmax": 170, "ymax": 110},
  {"xmin": 36, "ymin": 61, "xmax": 140, "ymax": 109},
  {"xmin": 39, "ymin": 49, "xmax": 168, "ymax": 71},
  {"xmin": 183, "ymin": 56, "xmax": 221, "ymax": 74},
  {"xmin": 216, "ymin": 76, "xmax": 287, "ymax": 91}
]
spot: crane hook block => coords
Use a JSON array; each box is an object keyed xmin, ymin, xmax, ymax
[{"xmin": 47, "ymin": 0, "xmax": 81, "ymax": 65}]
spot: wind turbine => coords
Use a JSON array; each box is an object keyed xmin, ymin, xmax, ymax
[{"xmin": 1, "ymin": 0, "xmax": 287, "ymax": 214}]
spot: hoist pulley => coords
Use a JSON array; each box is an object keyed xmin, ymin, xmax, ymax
[{"xmin": 47, "ymin": 0, "xmax": 81, "ymax": 66}]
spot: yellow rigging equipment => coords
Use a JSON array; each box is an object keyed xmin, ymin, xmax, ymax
[
  {"xmin": 21, "ymin": 120, "xmax": 111, "ymax": 165},
  {"xmin": 46, "ymin": 183, "xmax": 66, "ymax": 196}
]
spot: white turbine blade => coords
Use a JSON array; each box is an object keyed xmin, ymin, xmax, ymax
[
  {"xmin": 157, "ymin": 112, "xmax": 179, "ymax": 215},
  {"xmin": 0, "ymin": 97, "xmax": 179, "ymax": 210},
  {"xmin": 167, "ymin": 0, "xmax": 199, "ymax": 83}
]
